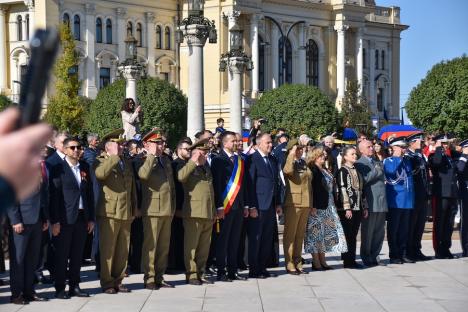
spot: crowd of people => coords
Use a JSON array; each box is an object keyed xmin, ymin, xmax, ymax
[{"xmin": 0, "ymin": 104, "xmax": 467, "ymax": 306}]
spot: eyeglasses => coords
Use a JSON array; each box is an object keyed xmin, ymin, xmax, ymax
[{"xmin": 67, "ymin": 145, "xmax": 82, "ymax": 151}]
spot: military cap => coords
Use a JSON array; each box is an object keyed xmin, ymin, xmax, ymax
[
  {"xmin": 102, "ymin": 129, "xmax": 125, "ymax": 144},
  {"xmin": 407, "ymin": 132, "xmax": 424, "ymax": 143},
  {"xmin": 142, "ymin": 128, "xmax": 164, "ymax": 142},
  {"xmin": 286, "ymin": 138, "xmax": 300, "ymax": 151},
  {"xmin": 459, "ymin": 139, "xmax": 468, "ymax": 148},
  {"xmin": 388, "ymin": 135, "xmax": 407, "ymax": 147},
  {"xmin": 433, "ymin": 133, "xmax": 451, "ymax": 143},
  {"xmin": 190, "ymin": 138, "xmax": 211, "ymax": 151}
]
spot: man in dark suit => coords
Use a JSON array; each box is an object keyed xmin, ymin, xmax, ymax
[
  {"xmin": 457, "ymin": 139, "xmax": 468, "ymax": 257},
  {"xmin": 247, "ymin": 133, "xmax": 283, "ymax": 278},
  {"xmin": 211, "ymin": 131, "xmax": 248, "ymax": 282},
  {"xmin": 50, "ymin": 137, "xmax": 95, "ymax": 299},
  {"xmin": 7, "ymin": 162, "xmax": 49, "ymax": 304}
]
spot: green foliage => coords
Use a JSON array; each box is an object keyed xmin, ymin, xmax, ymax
[
  {"xmin": 250, "ymin": 84, "xmax": 338, "ymax": 138},
  {"xmin": 340, "ymin": 80, "xmax": 373, "ymax": 135},
  {"xmin": 85, "ymin": 77, "xmax": 187, "ymax": 147},
  {"xmin": 0, "ymin": 94, "xmax": 13, "ymax": 111},
  {"xmin": 406, "ymin": 56, "xmax": 468, "ymax": 137},
  {"xmin": 44, "ymin": 23, "xmax": 87, "ymax": 134}
]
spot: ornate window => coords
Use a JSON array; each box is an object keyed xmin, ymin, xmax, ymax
[
  {"xmin": 165, "ymin": 26, "xmax": 171, "ymax": 50},
  {"xmin": 306, "ymin": 39, "xmax": 319, "ymax": 87},
  {"xmin": 106, "ymin": 19, "xmax": 112, "ymax": 44},
  {"xmin": 26, "ymin": 15, "xmax": 30, "ymax": 40},
  {"xmin": 99, "ymin": 68, "xmax": 111, "ymax": 89},
  {"xmin": 73, "ymin": 15, "xmax": 81, "ymax": 40},
  {"xmin": 136, "ymin": 23, "xmax": 143, "ymax": 47},
  {"xmin": 156, "ymin": 25, "xmax": 162, "ymax": 49},
  {"xmin": 381, "ymin": 50, "xmax": 385, "ymax": 70},
  {"xmin": 63, "ymin": 13, "xmax": 70, "ymax": 26},
  {"xmin": 17, "ymin": 15, "xmax": 23, "ymax": 41},
  {"xmin": 127, "ymin": 21, "xmax": 133, "ymax": 36},
  {"xmin": 278, "ymin": 36, "xmax": 292, "ymax": 86},
  {"xmin": 375, "ymin": 49, "xmax": 379, "ymax": 70},
  {"xmin": 258, "ymin": 36, "xmax": 265, "ymax": 91},
  {"xmin": 96, "ymin": 18, "xmax": 102, "ymax": 43}
]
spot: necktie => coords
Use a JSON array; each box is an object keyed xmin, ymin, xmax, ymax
[
  {"xmin": 264, "ymin": 156, "xmax": 273, "ymax": 174},
  {"xmin": 156, "ymin": 156, "xmax": 163, "ymax": 168},
  {"xmin": 230, "ymin": 155, "xmax": 235, "ymax": 163}
]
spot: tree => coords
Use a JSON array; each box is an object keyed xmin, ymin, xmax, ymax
[
  {"xmin": 340, "ymin": 80, "xmax": 373, "ymax": 136},
  {"xmin": 250, "ymin": 84, "xmax": 338, "ymax": 139},
  {"xmin": 406, "ymin": 56, "xmax": 468, "ymax": 137},
  {"xmin": 85, "ymin": 77, "xmax": 187, "ymax": 147},
  {"xmin": 0, "ymin": 94, "xmax": 13, "ymax": 111},
  {"xmin": 44, "ymin": 23, "xmax": 89, "ymax": 135}
]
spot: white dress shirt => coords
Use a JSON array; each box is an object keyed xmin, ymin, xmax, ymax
[{"xmin": 65, "ymin": 158, "xmax": 84, "ymax": 210}]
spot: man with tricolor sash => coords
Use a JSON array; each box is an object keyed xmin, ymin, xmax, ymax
[{"xmin": 211, "ymin": 131, "xmax": 248, "ymax": 282}]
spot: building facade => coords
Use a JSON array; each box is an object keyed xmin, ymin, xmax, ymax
[{"xmin": 0, "ymin": 0, "xmax": 408, "ymax": 131}]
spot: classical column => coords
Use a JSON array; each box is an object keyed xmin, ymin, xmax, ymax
[
  {"xmin": 335, "ymin": 24, "xmax": 348, "ymax": 102},
  {"xmin": 271, "ymin": 25, "xmax": 279, "ymax": 88},
  {"xmin": 119, "ymin": 66, "xmax": 141, "ymax": 102},
  {"xmin": 226, "ymin": 11, "xmax": 239, "ymax": 48},
  {"xmin": 116, "ymin": 8, "xmax": 127, "ymax": 62},
  {"xmin": 228, "ymin": 59, "xmax": 245, "ymax": 134},
  {"xmin": 145, "ymin": 12, "xmax": 156, "ymax": 76},
  {"xmin": 298, "ymin": 24, "xmax": 307, "ymax": 85},
  {"xmin": 0, "ymin": 6, "xmax": 7, "ymax": 92},
  {"xmin": 250, "ymin": 14, "xmax": 260, "ymax": 97},
  {"xmin": 85, "ymin": 3, "xmax": 97, "ymax": 98},
  {"xmin": 356, "ymin": 27, "xmax": 364, "ymax": 95},
  {"xmin": 369, "ymin": 40, "xmax": 376, "ymax": 109},
  {"xmin": 182, "ymin": 24, "xmax": 210, "ymax": 138},
  {"xmin": 110, "ymin": 59, "xmax": 118, "ymax": 83}
]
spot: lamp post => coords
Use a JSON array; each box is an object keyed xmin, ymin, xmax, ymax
[
  {"xmin": 118, "ymin": 34, "xmax": 144, "ymax": 103},
  {"xmin": 176, "ymin": 0, "xmax": 217, "ymax": 138},
  {"xmin": 219, "ymin": 17, "xmax": 253, "ymax": 134}
]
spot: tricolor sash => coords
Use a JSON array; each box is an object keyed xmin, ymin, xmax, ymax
[{"xmin": 221, "ymin": 155, "xmax": 245, "ymax": 215}]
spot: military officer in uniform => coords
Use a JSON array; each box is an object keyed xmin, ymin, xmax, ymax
[
  {"xmin": 456, "ymin": 139, "xmax": 468, "ymax": 257},
  {"xmin": 138, "ymin": 129, "xmax": 176, "ymax": 289},
  {"xmin": 94, "ymin": 129, "xmax": 138, "ymax": 294},
  {"xmin": 178, "ymin": 139, "xmax": 216, "ymax": 285}
]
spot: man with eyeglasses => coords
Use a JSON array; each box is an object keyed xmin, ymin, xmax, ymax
[
  {"xmin": 94, "ymin": 129, "xmax": 137, "ymax": 294},
  {"xmin": 49, "ymin": 137, "xmax": 95, "ymax": 298},
  {"xmin": 138, "ymin": 129, "xmax": 176, "ymax": 290}
]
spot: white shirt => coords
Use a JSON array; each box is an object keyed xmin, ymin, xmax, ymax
[
  {"xmin": 65, "ymin": 158, "xmax": 84, "ymax": 210},
  {"xmin": 56, "ymin": 150, "xmax": 66, "ymax": 160}
]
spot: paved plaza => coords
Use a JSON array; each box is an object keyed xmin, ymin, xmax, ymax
[{"xmin": 1, "ymin": 239, "xmax": 467, "ymax": 312}]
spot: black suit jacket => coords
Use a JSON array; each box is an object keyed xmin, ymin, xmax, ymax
[
  {"xmin": 49, "ymin": 160, "xmax": 95, "ymax": 225},
  {"xmin": 7, "ymin": 182, "xmax": 49, "ymax": 225},
  {"xmin": 211, "ymin": 150, "xmax": 246, "ymax": 211},
  {"xmin": 429, "ymin": 147, "xmax": 459, "ymax": 198},
  {"xmin": 311, "ymin": 166, "xmax": 329, "ymax": 210},
  {"xmin": 247, "ymin": 151, "xmax": 282, "ymax": 210}
]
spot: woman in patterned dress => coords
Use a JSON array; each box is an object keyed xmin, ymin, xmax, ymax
[{"xmin": 304, "ymin": 146, "xmax": 347, "ymax": 270}]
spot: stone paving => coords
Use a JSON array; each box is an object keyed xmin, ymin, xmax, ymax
[{"xmin": 1, "ymin": 240, "xmax": 467, "ymax": 312}]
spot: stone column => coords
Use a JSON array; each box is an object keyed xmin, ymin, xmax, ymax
[
  {"xmin": 24, "ymin": 0, "xmax": 34, "ymax": 36},
  {"xmin": 298, "ymin": 24, "xmax": 307, "ymax": 85},
  {"xmin": 116, "ymin": 8, "xmax": 127, "ymax": 62},
  {"xmin": 182, "ymin": 24, "xmax": 209, "ymax": 138},
  {"xmin": 0, "ymin": 6, "xmax": 8, "ymax": 92},
  {"xmin": 228, "ymin": 58, "xmax": 246, "ymax": 134},
  {"xmin": 119, "ymin": 65, "xmax": 141, "ymax": 102},
  {"xmin": 110, "ymin": 59, "xmax": 117, "ymax": 83},
  {"xmin": 85, "ymin": 3, "xmax": 97, "ymax": 98},
  {"xmin": 369, "ymin": 40, "xmax": 376, "ymax": 109},
  {"xmin": 335, "ymin": 24, "xmax": 348, "ymax": 102},
  {"xmin": 145, "ymin": 12, "xmax": 156, "ymax": 76},
  {"xmin": 356, "ymin": 27, "xmax": 364, "ymax": 94},
  {"xmin": 271, "ymin": 25, "xmax": 279, "ymax": 89},
  {"xmin": 250, "ymin": 14, "xmax": 260, "ymax": 97}
]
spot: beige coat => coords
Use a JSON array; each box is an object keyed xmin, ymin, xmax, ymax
[{"xmin": 283, "ymin": 153, "xmax": 313, "ymax": 208}]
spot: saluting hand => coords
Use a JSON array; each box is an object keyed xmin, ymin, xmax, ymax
[{"xmin": 106, "ymin": 142, "xmax": 119, "ymax": 156}]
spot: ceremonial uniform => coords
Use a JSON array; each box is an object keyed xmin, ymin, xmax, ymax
[
  {"xmin": 456, "ymin": 139, "xmax": 468, "ymax": 257},
  {"xmin": 94, "ymin": 129, "xmax": 137, "ymax": 292}
]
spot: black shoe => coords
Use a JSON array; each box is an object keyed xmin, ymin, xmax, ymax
[
  {"xmin": 40, "ymin": 276, "xmax": 54, "ymax": 284},
  {"xmin": 248, "ymin": 272, "xmax": 259, "ymax": 278},
  {"xmin": 416, "ymin": 253, "xmax": 432, "ymax": 261},
  {"xmin": 401, "ymin": 257, "xmax": 416, "ymax": 264},
  {"xmin": 24, "ymin": 294, "xmax": 48, "ymax": 302},
  {"xmin": 55, "ymin": 290, "xmax": 70, "ymax": 299},
  {"xmin": 10, "ymin": 295, "xmax": 29, "ymax": 305},
  {"xmin": 156, "ymin": 280, "xmax": 175, "ymax": 289},
  {"xmin": 260, "ymin": 270, "xmax": 277, "ymax": 278},
  {"xmin": 187, "ymin": 279, "xmax": 202, "ymax": 286},
  {"xmin": 228, "ymin": 273, "xmax": 248, "ymax": 281},
  {"xmin": 217, "ymin": 274, "xmax": 233, "ymax": 282},
  {"xmin": 205, "ymin": 267, "xmax": 217, "ymax": 276},
  {"xmin": 446, "ymin": 251, "xmax": 456, "ymax": 259},
  {"xmin": 68, "ymin": 286, "xmax": 90, "ymax": 297},
  {"xmin": 389, "ymin": 258, "xmax": 403, "ymax": 264}
]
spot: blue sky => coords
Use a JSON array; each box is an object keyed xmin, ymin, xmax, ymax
[{"xmin": 377, "ymin": 0, "xmax": 468, "ymax": 123}]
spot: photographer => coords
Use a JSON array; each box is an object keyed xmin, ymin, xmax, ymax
[{"xmin": 248, "ymin": 118, "xmax": 267, "ymax": 145}]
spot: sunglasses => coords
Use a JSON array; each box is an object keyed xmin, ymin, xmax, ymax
[{"xmin": 67, "ymin": 145, "xmax": 82, "ymax": 151}]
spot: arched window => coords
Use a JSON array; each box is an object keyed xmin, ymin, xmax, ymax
[
  {"xmin": 73, "ymin": 15, "xmax": 81, "ymax": 40},
  {"xmin": 96, "ymin": 18, "xmax": 102, "ymax": 43},
  {"xmin": 375, "ymin": 49, "xmax": 379, "ymax": 70},
  {"xmin": 106, "ymin": 19, "xmax": 112, "ymax": 44},
  {"xmin": 306, "ymin": 39, "xmax": 319, "ymax": 87},
  {"xmin": 126, "ymin": 21, "xmax": 133, "ymax": 36},
  {"xmin": 156, "ymin": 25, "xmax": 162, "ymax": 49},
  {"xmin": 136, "ymin": 23, "xmax": 142, "ymax": 47},
  {"xmin": 258, "ymin": 36, "xmax": 265, "ymax": 91},
  {"xmin": 26, "ymin": 15, "xmax": 30, "ymax": 40},
  {"xmin": 363, "ymin": 48, "xmax": 367, "ymax": 68},
  {"xmin": 63, "ymin": 13, "xmax": 70, "ymax": 26},
  {"xmin": 17, "ymin": 15, "xmax": 23, "ymax": 41},
  {"xmin": 381, "ymin": 50, "xmax": 385, "ymax": 70},
  {"xmin": 165, "ymin": 26, "xmax": 171, "ymax": 50},
  {"xmin": 278, "ymin": 36, "xmax": 292, "ymax": 86}
]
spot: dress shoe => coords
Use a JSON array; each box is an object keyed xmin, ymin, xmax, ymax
[
  {"xmin": 228, "ymin": 273, "xmax": 248, "ymax": 281},
  {"xmin": 187, "ymin": 279, "xmax": 202, "ymax": 286},
  {"xmin": 103, "ymin": 287, "xmax": 117, "ymax": 294},
  {"xmin": 217, "ymin": 274, "xmax": 233, "ymax": 282},
  {"xmin": 69, "ymin": 286, "xmax": 90, "ymax": 297},
  {"xmin": 401, "ymin": 257, "xmax": 415, "ymax": 264},
  {"xmin": 40, "ymin": 276, "xmax": 54, "ymax": 284},
  {"xmin": 389, "ymin": 258, "xmax": 403, "ymax": 264},
  {"xmin": 248, "ymin": 272, "xmax": 259, "ymax": 278},
  {"xmin": 199, "ymin": 277, "xmax": 214, "ymax": 284},
  {"xmin": 116, "ymin": 284, "xmax": 131, "ymax": 293},
  {"xmin": 155, "ymin": 280, "xmax": 175, "ymax": 289},
  {"xmin": 287, "ymin": 269, "xmax": 300, "ymax": 275},
  {"xmin": 25, "ymin": 293, "xmax": 49, "ymax": 302},
  {"xmin": 312, "ymin": 264, "xmax": 324, "ymax": 271},
  {"xmin": 205, "ymin": 267, "xmax": 217, "ymax": 276},
  {"xmin": 260, "ymin": 270, "xmax": 277, "ymax": 278},
  {"xmin": 416, "ymin": 253, "xmax": 432, "ymax": 261},
  {"xmin": 321, "ymin": 265, "xmax": 334, "ymax": 270},
  {"xmin": 10, "ymin": 295, "xmax": 29, "ymax": 305},
  {"xmin": 55, "ymin": 290, "xmax": 70, "ymax": 299},
  {"xmin": 145, "ymin": 282, "xmax": 156, "ymax": 290},
  {"xmin": 445, "ymin": 251, "xmax": 456, "ymax": 259}
]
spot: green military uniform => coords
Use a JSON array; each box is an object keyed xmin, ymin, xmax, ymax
[
  {"xmin": 94, "ymin": 129, "xmax": 137, "ymax": 291},
  {"xmin": 138, "ymin": 129, "xmax": 176, "ymax": 287},
  {"xmin": 177, "ymin": 139, "xmax": 216, "ymax": 282},
  {"xmin": 282, "ymin": 139, "xmax": 313, "ymax": 272}
]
